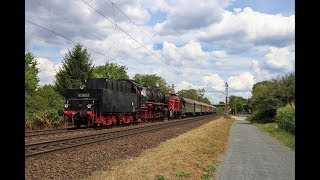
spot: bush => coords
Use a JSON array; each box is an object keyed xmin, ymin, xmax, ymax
[
  {"xmin": 25, "ymin": 109, "xmax": 65, "ymax": 130},
  {"xmin": 215, "ymin": 107, "xmax": 224, "ymax": 113},
  {"xmin": 246, "ymin": 110, "xmax": 276, "ymax": 123},
  {"xmin": 275, "ymin": 105, "xmax": 295, "ymax": 134}
]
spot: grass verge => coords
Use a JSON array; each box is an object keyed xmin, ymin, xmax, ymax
[
  {"xmin": 85, "ymin": 116, "xmax": 235, "ymax": 180},
  {"xmin": 253, "ymin": 122, "xmax": 295, "ymax": 150}
]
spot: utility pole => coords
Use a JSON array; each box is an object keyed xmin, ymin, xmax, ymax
[
  {"xmin": 225, "ymin": 82, "xmax": 228, "ymax": 114},
  {"xmin": 172, "ymin": 84, "xmax": 174, "ymax": 93},
  {"xmin": 234, "ymin": 98, "xmax": 237, "ymax": 115}
]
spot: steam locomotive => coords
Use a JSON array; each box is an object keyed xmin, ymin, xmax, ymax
[{"xmin": 58, "ymin": 78, "xmax": 216, "ymax": 127}]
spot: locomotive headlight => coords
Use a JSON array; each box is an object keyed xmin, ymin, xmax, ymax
[
  {"xmin": 64, "ymin": 104, "xmax": 69, "ymax": 108},
  {"xmin": 87, "ymin": 104, "xmax": 93, "ymax": 109}
]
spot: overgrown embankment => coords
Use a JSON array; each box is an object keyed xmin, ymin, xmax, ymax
[{"xmin": 86, "ymin": 116, "xmax": 235, "ymax": 180}]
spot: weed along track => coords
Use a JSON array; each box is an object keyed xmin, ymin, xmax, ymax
[{"xmin": 25, "ymin": 115, "xmax": 218, "ymax": 158}]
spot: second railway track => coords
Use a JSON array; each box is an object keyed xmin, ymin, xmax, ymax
[
  {"xmin": 25, "ymin": 128, "xmax": 75, "ymax": 137},
  {"xmin": 25, "ymin": 115, "xmax": 218, "ymax": 158}
]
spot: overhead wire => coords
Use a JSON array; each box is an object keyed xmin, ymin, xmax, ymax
[
  {"xmin": 31, "ymin": 0, "xmax": 214, "ymax": 92},
  {"xmin": 29, "ymin": 0, "xmax": 228, "ymax": 103},
  {"xmin": 81, "ymin": 0, "xmax": 189, "ymax": 81},
  {"xmin": 32, "ymin": 0, "xmax": 137, "ymax": 70},
  {"xmin": 108, "ymin": 1, "xmax": 224, "ymax": 99},
  {"xmin": 107, "ymin": 0, "xmax": 173, "ymax": 63},
  {"xmin": 25, "ymin": 18, "xmax": 138, "ymax": 72},
  {"xmin": 105, "ymin": 0, "xmax": 176, "ymax": 86},
  {"xmin": 105, "ymin": 0, "xmax": 226, "ymax": 98}
]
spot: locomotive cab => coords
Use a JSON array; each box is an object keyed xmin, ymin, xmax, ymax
[{"xmin": 62, "ymin": 98, "xmax": 97, "ymax": 127}]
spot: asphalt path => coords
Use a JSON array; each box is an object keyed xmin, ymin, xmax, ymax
[{"xmin": 215, "ymin": 115, "xmax": 295, "ymax": 180}]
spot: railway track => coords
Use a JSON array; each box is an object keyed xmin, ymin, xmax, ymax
[
  {"xmin": 25, "ymin": 128, "xmax": 75, "ymax": 137},
  {"xmin": 25, "ymin": 115, "xmax": 217, "ymax": 157},
  {"xmin": 25, "ymin": 122, "xmax": 148, "ymax": 138}
]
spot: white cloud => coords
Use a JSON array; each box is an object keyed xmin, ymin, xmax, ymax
[
  {"xmin": 229, "ymin": 91, "xmax": 252, "ymax": 99},
  {"xmin": 251, "ymin": 60, "xmax": 274, "ymax": 81},
  {"xmin": 212, "ymin": 51, "xmax": 227, "ymax": 59},
  {"xmin": 227, "ymin": 72, "xmax": 255, "ymax": 90},
  {"xmin": 175, "ymin": 81, "xmax": 196, "ymax": 91},
  {"xmin": 59, "ymin": 48, "xmax": 68, "ymax": 56},
  {"xmin": 37, "ymin": 58, "xmax": 62, "ymax": 85},
  {"xmin": 154, "ymin": 0, "xmax": 230, "ymax": 34},
  {"xmin": 162, "ymin": 40, "xmax": 209, "ymax": 67},
  {"xmin": 233, "ymin": 8, "xmax": 242, "ymax": 14},
  {"xmin": 124, "ymin": 5, "xmax": 151, "ymax": 24},
  {"xmin": 137, "ymin": 0, "xmax": 170, "ymax": 12},
  {"xmin": 201, "ymin": 73, "xmax": 225, "ymax": 91},
  {"xmin": 198, "ymin": 7, "xmax": 295, "ymax": 47},
  {"xmin": 25, "ymin": 0, "xmax": 295, "ymax": 102},
  {"xmin": 264, "ymin": 46, "xmax": 295, "ymax": 71}
]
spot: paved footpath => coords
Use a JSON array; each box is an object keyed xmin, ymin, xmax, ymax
[{"xmin": 215, "ymin": 115, "xmax": 295, "ymax": 180}]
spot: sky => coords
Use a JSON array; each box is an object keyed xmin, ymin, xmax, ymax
[{"xmin": 25, "ymin": 0, "xmax": 295, "ymax": 104}]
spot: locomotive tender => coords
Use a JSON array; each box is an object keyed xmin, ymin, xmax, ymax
[{"xmin": 58, "ymin": 78, "xmax": 216, "ymax": 127}]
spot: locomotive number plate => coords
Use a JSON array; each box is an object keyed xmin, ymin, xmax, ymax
[{"xmin": 78, "ymin": 93, "xmax": 89, "ymax": 97}]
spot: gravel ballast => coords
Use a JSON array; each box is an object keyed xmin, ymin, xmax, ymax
[{"xmin": 25, "ymin": 116, "xmax": 219, "ymax": 180}]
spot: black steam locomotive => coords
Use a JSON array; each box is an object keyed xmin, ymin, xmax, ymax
[{"xmin": 59, "ymin": 78, "xmax": 215, "ymax": 127}]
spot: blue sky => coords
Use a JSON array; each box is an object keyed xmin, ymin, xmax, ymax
[
  {"xmin": 227, "ymin": 0, "xmax": 295, "ymax": 16},
  {"xmin": 147, "ymin": 10, "xmax": 167, "ymax": 25},
  {"xmin": 25, "ymin": 0, "xmax": 295, "ymax": 103}
]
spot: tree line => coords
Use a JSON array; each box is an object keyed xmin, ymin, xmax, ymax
[{"xmin": 247, "ymin": 72, "xmax": 295, "ymax": 134}]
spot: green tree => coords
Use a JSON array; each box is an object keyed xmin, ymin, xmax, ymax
[
  {"xmin": 36, "ymin": 85, "xmax": 65, "ymax": 110},
  {"xmin": 229, "ymin": 95, "xmax": 248, "ymax": 114},
  {"xmin": 251, "ymin": 81, "xmax": 281, "ymax": 117},
  {"xmin": 178, "ymin": 89, "xmax": 198, "ymax": 101},
  {"xmin": 177, "ymin": 88, "xmax": 211, "ymax": 104},
  {"xmin": 133, "ymin": 74, "xmax": 171, "ymax": 93},
  {"xmin": 55, "ymin": 43, "xmax": 94, "ymax": 95},
  {"xmin": 25, "ymin": 52, "xmax": 39, "ymax": 96},
  {"xmin": 201, "ymin": 97, "xmax": 211, "ymax": 104},
  {"xmin": 93, "ymin": 62, "xmax": 129, "ymax": 79},
  {"xmin": 26, "ymin": 85, "xmax": 65, "ymax": 129},
  {"xmin": 248, "ymin": 74, "xmax": 295, "ymax": 122},
  {"xmin": 25, "ymin": 52, "xmax": 40, "ymax": 117},
  {"xmin": 277, "ymin": 72, "xmax": 295, "ymax": 105},
  {"xmin": 219, "ymin": 101, "xmax": 225, "ymax": 104},
  {"xmin": 26, "ymin": 85, "xmax": 65, "ymax": 113}
]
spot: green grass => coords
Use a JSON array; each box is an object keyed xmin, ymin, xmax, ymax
[
  {"xmin": 156, "ymin": 174, "xmax": 166, "ymax": 180},
  {"xmin": 201, "ymin": 164, "xmax": 216, "ymax": 180},
  {"xmin": 253, "ymin": 122, "xmax": 295, "ymax": 150},
  {"xmin": 176, "ymin": 171, "xmax": 192, "ymax": 178}
]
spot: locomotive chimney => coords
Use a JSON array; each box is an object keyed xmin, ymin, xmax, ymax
[{"xmin": 171, "ymin": 84, "xmax": 174, "ymax": 93}]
